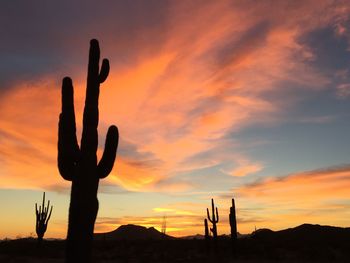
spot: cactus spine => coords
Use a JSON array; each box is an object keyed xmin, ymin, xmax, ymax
[
  {"xmin": 229, "ymin": 198, "xmax": 237, "ymax": 240},
  {"xmin": 204, "ymin": 218, "xmax": 209, "ymax": 239},
  {"xmin": 206, "ymin": 198, "xmax": 219, "ymax": 238},
  {"xmin": 35, "ymin": 192, "xmax": 53, "ymax": 244},
  {"xmin": 58, "ymin": 39, "xmax": 119, "ymax": 262}
]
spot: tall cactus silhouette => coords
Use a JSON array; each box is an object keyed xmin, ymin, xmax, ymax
[
  {"xmin": 206, "ymin": 198, "xmax": 219, "ymax": 238},
  {"xmin": 229, "ymin": 198, "xmax": 237, "ymax": 240},
  {"xmin": 204, "ymin": 218, "xmax": 209, "ymax": 240},
  {"xmin": 58, "ymin": 39, "xmax": 119, "ymax": 262},
  {"xmin": 35, "ymin": 192, "xmax": 53, "ymax": 244}
]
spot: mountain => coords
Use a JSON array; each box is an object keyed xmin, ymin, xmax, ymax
[
  {"xmin": 251, "ymin": 223, "xmax": 350, "ymax": 245},
  {"xmin": 180, "ymin": 234, "xmax": 205, "ymax": 240},
  {"xmin": 94, "ymin": 223, "xmax": 350, "ymax": 244},
  {"xmin": 94, "ymin": 224, "xmax": 174, "ymax": 241}
]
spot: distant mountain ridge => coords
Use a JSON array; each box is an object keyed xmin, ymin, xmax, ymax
[
  {"xmin": 253, "ymin": 223, "xmax": 350, "ymax": 236},
  {"xmin": 251, "ymin": 223, "xmax": 350, "ymax": 244},
  {"xmin": 94, "ymin": 223, "xmax": 350, "ymax": 242},
  {"xmin": 94, "ymin": 224, "xmax": 173, "ymax": 241}
]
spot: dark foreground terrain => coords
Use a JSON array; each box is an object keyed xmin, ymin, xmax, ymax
[{"xmin": 1, "ymin": 224, "xmax": 350, "ymax": 262}]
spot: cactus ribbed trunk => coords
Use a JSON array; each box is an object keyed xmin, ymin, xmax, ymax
[
  {"xmin": 58, "ymin": 39, "xmax": 119, "ymax": 263},
  {"xmin": 66, "ymin": 177, "xmax": 99, "ymax": 262},
  {"xmin": 204, "ymin": 218, "xmax": 209, "ymax": 239},
  {"xmin": 229, "ymin": 198, "xmax": 237, "ymax": 240}
]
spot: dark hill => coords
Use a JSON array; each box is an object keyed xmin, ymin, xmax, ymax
[
  {"xmin": 94, "ymin": 224, "xmax": 174, "ymax": 241},
  {"xmin": 250, "ymin": 223, "xmax": 350, "ymax": 258},
  {"xmin": 252, "ymin": 223, "xmax": 350, "ymax": 242},
  {"xmin": 278, "ymin": 223, "xmax": 350, "ymax": 241}
]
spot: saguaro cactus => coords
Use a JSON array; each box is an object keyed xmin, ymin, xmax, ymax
[
  {"xmin": 206, "ymin": 198, "xmax": 219, "ymax": 238},
  {"xmin": 229, "ymin": 198, "xmax": 237, "ymax": 240},
  {"xmin": 204, "ymin": 218, "xmax": 209, "ymax": 240},
  {"xmin": 58, "ymin": 39, "xmax": 119, "ymax": 262},
  {"xmin": 35, "ymin": 192, "xmax": 53, "ymax": 244}
]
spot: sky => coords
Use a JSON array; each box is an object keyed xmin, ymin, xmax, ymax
[{"xmin": 1, "ymin": 0, "xmax": 350, "ymax": 239}]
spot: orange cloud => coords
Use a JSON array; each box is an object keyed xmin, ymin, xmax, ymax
[
  {"xmin": 231, "ymin": 165, "xmax": 350, "ymax": 230},
  {"xmin": 230, "ymin": 163, "xmax": 263, "ymax": 177},
  {"xmin": 0, "ymin": 79, "xmax": 62, "ymax": 190},
  {"xmin": 238, "ymin": 165, "xmax": 350, "ymax": 201},
  {"xmin": 2, "ymin": 0, "xmax": 348, "ymax": 193}
]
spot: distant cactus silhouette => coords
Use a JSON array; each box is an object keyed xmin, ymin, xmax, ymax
[
  {"xmin": 35, "ymin": 192, "xmax": 53, "ymax": 244},
  {"xmin": 206, "ymin": 198, "xmax": 219, "ymax": 238},
  {"xmin": 58, "ymin": 39, "xmax": 119, "ymax": 262},
  {"xmin": 204, "ymin": 218, "xmax": 209, "ymax": 239},
  {"xmin": 229, "ymin": 198, "xmax": 237, "ymax": 240}
]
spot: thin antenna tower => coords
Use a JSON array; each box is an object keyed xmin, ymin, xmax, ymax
[{"xmin": 161, "ymin": 214, "xmax": 166, "ymax": 236}]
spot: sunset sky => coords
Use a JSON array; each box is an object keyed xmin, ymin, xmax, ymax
[{"xmin": 1, "ymin": 0, "xmax": 350, "ymax": 239}]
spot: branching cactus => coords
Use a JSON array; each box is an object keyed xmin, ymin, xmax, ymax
[
  {"xmin": 206, "ymin": 198, "xmax": 219, "ymax": 238},
  {"xmin": 58, "ymin": 39, "xmax": 119, "ymax": 262},
  {"xmin": 204, "ymin": 218, "xmax": 209, "ymax": 240},
  {"xmin": 35, "ymin": 192, "xmax": 53, "ymax": 244},
  {"xmin": 229, "ymin": 198, "xmax": 237, "ymax": 240}
]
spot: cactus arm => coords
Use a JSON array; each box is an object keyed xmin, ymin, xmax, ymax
[
  {"xmin": 58, "ymin": 77, "xmax": 79, "ymax": 181},
  {"xmin": 211, "ymin": 198, "xmax": 215, "ymax": 221},
  {"xmin": 97, "ymin": 125, "xmax": 119, "ymax": 178},
  {"xmin": 44, "ymin": 199, "xmax": 52, "ymax": 223},
  {"xmin": 98, "ymin": 59, "xmax": 109, "ymax": 83},
  {"xmin": 35, "ymin": 203, "xmax": 39, "ymax": 221},
  {"xmin": 46, "ymin": 206, "xmax": 53, "ymax": 225},
  {"xmin": 45, "ymin": 200, "xmax": 50, "ymax": 215},
  {"xmin": 206, "ymin": 208, "xmax": 213, "ymax": 223},
  {"xmin": 215, "ymin": 207, "xmax": 219, "ymax": 223},
  {"xmin": 35, "ymin": 203, "xmax": 40, "ymax": 234}
]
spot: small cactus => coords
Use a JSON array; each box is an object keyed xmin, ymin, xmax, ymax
[
  {"xmin": 35, "ymin": 192, "xmax": 53, "ymax": 244},
  {"xmin": 206, "ymin": 198, "xmax": 219, "ymax": 238},
  {"xmin": 229, "ymin": 198, "xmax": 237, "ymax": 240},
  {"xmin": 204, "ymin": 218, "xmax": 209, "ymax": 239}
]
